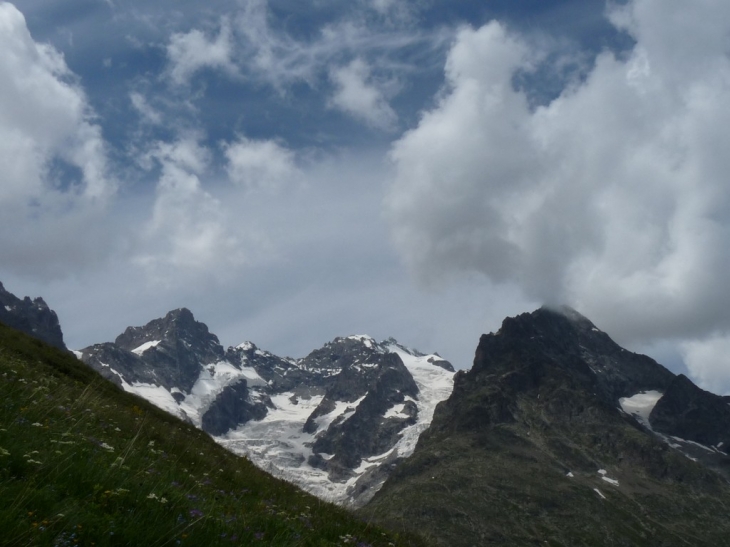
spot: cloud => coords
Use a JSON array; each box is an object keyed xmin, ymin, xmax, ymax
[
  {"xmin": 0, "ymin": 2, "xmax": 113, "ymax": 276},
  {"xmin": 681, "ymin": 335, "xmax": 730, "ymax": 395},
  {"xmin": 385, "ymin": 0, "xmax": 730, "ymax": 389},
  {"xmin": 133, "ymin": 138, "xmax": 248, "ymax": 283},
  {"xmin": 166, "ymin": 18, "xmax": 236, "ymax": 85},
  {"xmin": 224, "ymin": 136, "xmax": 299, "ymax": 192},
  {"xmin": 232, "ymin": 0, "xmax": 446, "ymax": 89},
  {"xmin": 328, "ymin": 58, "xmax": 398, "ymax": 131},
  {"xmin": 129, "ymin": 91, "xmax": 163, "ymax": 124}
]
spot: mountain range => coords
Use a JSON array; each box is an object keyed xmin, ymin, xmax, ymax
[
  {"xmin": 76, "ymin": 307, "xmax": 455, "ymax": 507},
  {"xmin": 3, "ymin": 283, "xmax": 730, "ymax": 545}
]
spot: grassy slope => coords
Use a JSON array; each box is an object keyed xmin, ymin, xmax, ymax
[{"xmin": 0, "ymin": 323, "xmax": 427, "ymax": 547}]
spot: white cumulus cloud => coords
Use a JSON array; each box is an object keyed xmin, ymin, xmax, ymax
[
  {"xmin": 385, "ymin": 0, "xmax": 730, "ymax": 391},
  {"xmin": 224, "ymin": 137, "xmax": 299, "ymax": 192},
  {"xmin": 681, "ymin": 335, "xmax": 730, "ymax": 395},
  {"xmin": 166, "ymin": 18, "xmax": 236, "ymax": 85},
  {"xmin": 0, "ymin": 2, "xmax": 113, "ymax": 276},
  {"xmin": 134, "ymin": 138, "xmax": 246, "ymax": 283},
  {"xmin": 329, "ymin": 58, "xmax": 398, "ymax": 131}
]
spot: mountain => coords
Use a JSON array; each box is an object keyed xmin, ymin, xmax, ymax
[
  {"xmin": 78, "ymin": 309, "xmax": 455, "ymax": 507},
  {"xmin": 0, "ymin": 318, "xmax": 425, "ymax": 547},
  {"xmin": 0, "ymin": 281, "xmax": 66, "ymax": 350},
  {"xmin": 361, "ymin": 306, "xmax": 730, "ymax": 546}
]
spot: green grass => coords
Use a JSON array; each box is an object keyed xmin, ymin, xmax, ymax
[{"xmin": 0, "ymin": 323, "xmax": 427, "ymax": 547}]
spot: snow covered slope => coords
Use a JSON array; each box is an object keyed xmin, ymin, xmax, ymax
[{"xmin": 221, "ymin": 337, "xmax": 455, "ymax": 506}]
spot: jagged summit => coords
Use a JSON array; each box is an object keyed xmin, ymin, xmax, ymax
[
  {"xmin": 0, "ymin": 281, "xmax": 66, "ymax": 350},
  {"xmin": 484, "ymin": 305, "xmax": 675, "ymax": 402},
  {"xmin": 83, "ymin": 307, "xmax": 224, "ymax": 393}
]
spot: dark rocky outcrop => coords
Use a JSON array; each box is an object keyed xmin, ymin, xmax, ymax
[
  {"xmin": 0, "ymin": 281, "xmax": 66, "ymax": 350},
  {"xmin": 650, "ymin": 373, "xmax": 730, "ymax": 449},
  {"xmin": 201, "ymin": 380, "xmax": 268, "ymax": 436}
]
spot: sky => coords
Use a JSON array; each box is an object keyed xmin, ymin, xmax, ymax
[{"xmin": 2, "ymin": 0, "xmax": 730, "ymax": 395}]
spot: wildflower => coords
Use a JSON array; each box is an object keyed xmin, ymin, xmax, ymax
[
  {"xmin": 159, "ymin": 497, "xmax": 168, "ymax": 504},
  {"xmin": 189, "ymin": 509, "xmax": 204, "ymax": 518},
  {"xmin": 148, "ymin": 440, "xmax": 155, "ymax": 447},
  {"xmin": 0, "ymin": 447, "xmax": 9, "ymax": 457},
  {"xmin": 31, "ymin": 422, "xmax": 43, "ymax": 427},
  {"xmin": 100, "ymin": 443, "xmax": 114, "ymax": 451},
  {"xmin": 147, "ymin": 493, "xmax": 159, "ymax": 500},
  {"xmin": 27, "ymin": 459, "xmax": 43, "ymax": 464},
  {"xmin": 114, "ymin": 427, "xmax": 121, "ymax": 432}
]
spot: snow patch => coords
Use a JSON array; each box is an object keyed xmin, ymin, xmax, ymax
[
  {"xmin": 313, "ymin": 396, "xmax": 366, "ymax": 432},
  {"xmin": 131, "ymin": 340, "xmax": 161, "ymax": 355},
  {"xmin": 619, "ymin": 390, "xmax": 663, "ymax": 428},
  {"xmin": 384, "ymin": 403, "xmax": 408, "ymax": 419},
  {"xmin": 118, "ymin": 379, "xmax": 186, "ymax": 420},
  {"xmin": 72, "ymin": 350, "xmax": 83, "ymax": 360},
  {"xmin": 601, "ymin": 476, "xmax": 619, "ymax": 486},
  {"xmin": 594, "ymin": 488, "xmax": 606, "ymax": 500}
]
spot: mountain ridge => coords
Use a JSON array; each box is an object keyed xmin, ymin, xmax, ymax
[{"xmin": 76, "ymin": 307, "xmax": 455, "ymax": 507}]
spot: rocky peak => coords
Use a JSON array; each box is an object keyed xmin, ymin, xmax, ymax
[
  {"xmin": 115, "ymin": 308, "xmax": 223, "ymax": 359},
  {"xmin": 0, "ymin": 281, "xmax": 66, "ymax": 350},
  {"xmin": 484, "ymin": 305, "xmax": 674, "ymax": 402},
  {"xmin": 85, "ymin": 308, "xmax": 225, "ymax": 393}
]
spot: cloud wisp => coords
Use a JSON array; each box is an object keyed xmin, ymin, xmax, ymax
[
  {"xmin": 385, "ymin": 0, "xmax": 730, "ymax": 392},
  {"xmin": 328, "ymin": 58, "xmax": 399, "ymax": 131}
]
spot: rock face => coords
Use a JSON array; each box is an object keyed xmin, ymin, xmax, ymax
[
  {"xmin": 78, "ymin": 312, "xmax": 455, "ymax": 507},
  {"xmin": 361, "ymin": 306, "xmax": 730, "ymax": 547},
  {"xmin": 650, "ymin": 374, "xmax": 730, "ymax": 453},
  {"xmin": 0, "ymin": 282, "xmax": 66, "ymax": 350}
]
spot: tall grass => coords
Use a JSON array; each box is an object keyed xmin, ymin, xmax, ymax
[{"xmin": 0, "ymin": 324, "xmax": 425, "ymax": 547}]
